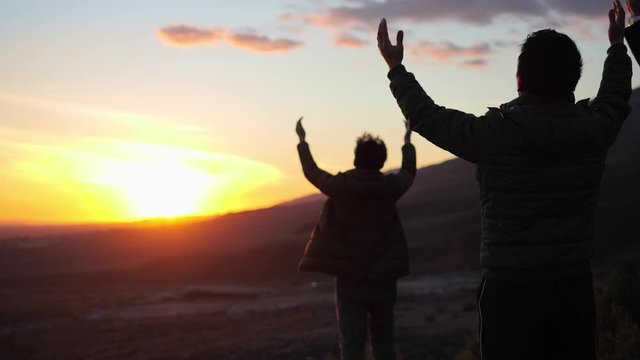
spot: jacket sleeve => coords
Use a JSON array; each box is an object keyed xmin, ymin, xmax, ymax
[
  {"xmin": 387, "ymin": 143, "xmax": 417, "ymax": 197},
  {"xmin": 589, "ymin": 44, "xmax": 632, "ymax": 143},
  {"xmin": 625, "ymin": 22, "xmax": 640, "ymax": 65},
  {"xmin": 297, "ymin": 141, "xmax": 337, "ymax": 196},
  {"xmin": 388, "ymin": 65, "xmax": 492, "ymax": 164}
]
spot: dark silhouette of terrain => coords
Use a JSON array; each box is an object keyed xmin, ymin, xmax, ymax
[{"xmin": 1, "ymin": 89, "xmax": 640, "ymax": 285}]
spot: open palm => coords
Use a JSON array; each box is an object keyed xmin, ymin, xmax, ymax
[{"xmin": 377, "ymin": 18, "xmax": 404, "ymax": 69}]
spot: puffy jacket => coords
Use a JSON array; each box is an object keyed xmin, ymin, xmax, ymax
[
  {"xmin": 625, "ymin": 21, "xmax": 640, "ymax": 65},
  {"xmin": 388, "ymin": 44, "xmax": 632, "ymax": 280},
  {"xmin": 297, "ymin": 142, "xmax": 416, "ymax": 281}
]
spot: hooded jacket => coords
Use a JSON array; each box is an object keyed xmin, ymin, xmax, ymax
[
  {"xmin": 388, "ymin": 44, "xmax": 632, "ymax": 280},
  {"xmin": 297, "ymin": 142, "xmax": 416, "ymax": 281}
]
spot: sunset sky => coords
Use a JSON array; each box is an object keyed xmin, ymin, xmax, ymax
[{"xmin": 1, "ymin": 0, "xmax": 639, "ymax": 224}]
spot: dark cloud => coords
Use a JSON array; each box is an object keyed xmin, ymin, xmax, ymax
[
  {"xmin": 460, "ymin": 58, "xmax": 489, "ymax": 68},
  {"xmin": 547, "ymin": 0, "xmax": 611, "ymax": 17},
  {"xmin": 304, "ymin": 0, "xmax": 608, "ymax": 28},
  {"xmin": 493, "ymin": 40, "xmax": 521, "ymax": 48}
]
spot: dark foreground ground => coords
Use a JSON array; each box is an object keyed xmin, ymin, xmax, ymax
[
  {"xmin": 0, "ymin": 268, "xmax": 628, "ymax": 360},
  {"xmin": 0, "ymin": 272, "xmax": 486, "ymax": 360}
]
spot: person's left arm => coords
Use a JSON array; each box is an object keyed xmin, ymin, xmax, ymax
[
  {"xmin": 590, "ymin": 0, "xmax": 633, "ymax": 142},
  {"xmin": 625, "ymin": 0, "xmax": 640, "ymax": 63},
  {"xmin": 388, "ymin": 120, "xmax": 417, "ymax": 197}
]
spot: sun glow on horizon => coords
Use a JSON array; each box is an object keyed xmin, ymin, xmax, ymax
[
  {"xmin": 98, "ymin": 160, "xmax": 216, "ymax": 218},
  {"xmin": 83, "ymin": 141, "xmax": 285, "ymax": 220},
  {"xmin": 0, "ymin": 136, "xmax": 283, "ymax": 224}
]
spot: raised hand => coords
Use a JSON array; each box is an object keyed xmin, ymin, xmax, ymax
[
  {"xmin": 610, "ymin": 0, "xmax": 626, "ymax": 45},
  {"xmin": 404, "ymin": 119, "xmax": 411, "ymax": 144},
  {"xmin": 626, "ymin": 0, "xmax": 640, "ymax": 17},
  {"xmin": 295, "ymin": 116, "xmax": 305, "ymax": 142},
  {"xmin": 377, "ymin": 18, "xmax": 404, "ymax": 69}
]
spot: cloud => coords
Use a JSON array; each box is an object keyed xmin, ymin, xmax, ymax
[
  {"xmin": 158, "ymin": 25, "xmax": 223, "ymax": 46},
  {"xmin": 334, "ymin": 32, "xmax": 368, "ymax": 48},
  {"xmin": 460, "ymin": 59, "xmax": 489, "ymax": 68},
  {"xmin": 299, "ymin": 0, "xmax": 609, "ymax": 28},
  {"xmin": 493, "ymin": 40, "xmax": 521, "ymax": 49},
  {"xmin": 0, "ymin": 91, "xmax": 205, "ymax": 135},
  {"xmin": 412, "ymin": 41, "xmax": 494, "ymax": 61},
  {"xmin": 226, "ymin": 33, "xmax": 303, "ymax": 52},
  {"xmin": 158, "ymin": 24, "xmax": 303, "ymax": 53}
]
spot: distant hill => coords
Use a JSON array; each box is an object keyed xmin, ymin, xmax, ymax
[{"xmin": 2, "ymin": 89, "xmax": 640, "ymax": 284}]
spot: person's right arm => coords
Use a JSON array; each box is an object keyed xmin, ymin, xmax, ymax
[
  {"xmin": 296, "ymin": 118, "xmax": 337, "ymax": 196},
  {"xmin": 378, "ymin": 19, "xmax": 492, "ymax": 164}
]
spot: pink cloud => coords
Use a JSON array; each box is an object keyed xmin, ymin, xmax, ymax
[
  {"xmin": 158, "ymin": 25, "xmax": 223, "ymax": 46},
  {"xmin": 227, "ymin": 33, "xmax": 303, "ymax": 53},
  {"xmin": 412, "ymin": 41, "xmax": 494, "ymax": 61},
  {"xmin": 334, "ymin": 32, "xmax": 368, "ymax": 48},
  {"xmin": 157, "ymin": 25, "xmax": 303, "ymax": 53}
]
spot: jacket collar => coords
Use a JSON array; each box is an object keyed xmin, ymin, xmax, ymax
[
  {"xmin": 502, "ymin": 92, "xmax": 576, "ymax": 109},
  {"xmin": 350, "ymin": 168, "xmax": 383, "ymax": 177}
]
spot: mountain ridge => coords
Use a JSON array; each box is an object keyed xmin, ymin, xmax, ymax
[{"xmin": 2, "ymin": 89, "xmax": 640, "ymax": 284}]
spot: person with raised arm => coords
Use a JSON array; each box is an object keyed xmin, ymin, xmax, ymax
[
  {"xmin": 625, "ymin": 0, "xmax": 640, "ymax": 62},
  {"xmin": 296, "ymin": 118, "xmax": 415, "ymax": 360},
  {"xmin": 377, "ymin": 1, "xmax": 631, "ymax": 359}
]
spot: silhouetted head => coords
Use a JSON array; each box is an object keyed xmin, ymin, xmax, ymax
[
  {"xmin": 517, "ymin": 29, "xmax": 582, "ymax": 97},
  {"xmin": 354, "ymin": 133, "xmax": 387, "ymax": 170}
]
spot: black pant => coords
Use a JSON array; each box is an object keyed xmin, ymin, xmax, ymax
[
  {"xmin": 335, "ymin": 278, "xmax": 397, "ymax": 360},
  {"xmin": 477, "ymin": 272, "xmax": 596, "ymax": 360}
]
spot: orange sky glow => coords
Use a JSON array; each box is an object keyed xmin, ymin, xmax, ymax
[{"xmin": 1, "ymin": 0, "xmax": 639, "ymax": 224}]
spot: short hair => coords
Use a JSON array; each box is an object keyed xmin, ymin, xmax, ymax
[
  {"xmin": 354, "ymin": 133, "xmax": 387, "ymax": 170},
  {"xmin": 517, "ymin": 29, "xmax": 583, "ymax": 96}
]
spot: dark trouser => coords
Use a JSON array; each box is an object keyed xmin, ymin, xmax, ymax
[
  {"xmin": 335, "ymin": 278, "xmax": 397, "ymax": 360},
  {"xmin": 477, "ymin": 272, "xmax": 596, "ymax": 360}
]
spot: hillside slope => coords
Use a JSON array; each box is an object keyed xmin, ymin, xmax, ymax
[{"xmin": 2, "ymin": 89, "xmax": 640, "ymax": 283}]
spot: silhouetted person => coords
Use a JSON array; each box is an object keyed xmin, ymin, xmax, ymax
[
  {"xmin": 377, "ymin": 2, "xmax": 631, "ymax": 359},
  {"xmin": 625, "ymin": 0, "xmax": 640, "ymax": 62},
  {"xmin": 296, "ymin": 118, "xmax": 415, "ymax": 360}
]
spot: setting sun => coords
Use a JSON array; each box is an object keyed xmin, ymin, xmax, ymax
[{"xmin": 102, "ymin": 160, "xmax": 215, "ymax": 218}]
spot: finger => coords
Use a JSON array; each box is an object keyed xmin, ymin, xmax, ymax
[
  {"xmin": 615, "ymin": 0, "xmax": 624, "ymax": 15},
  {"xmin": 377, "ymin": 18, "xmax": 384, "ymax": 39},
  {"xmin": 610, "ymin": 8, "xmax": 616, "ymax": 24},
  {"xmin": 378, "ymin": 18, "xmax": 391, "ymax": 47},
  {"xmin": 616, "ymin": 0, "xmax": 626, "ymax": 23},
  {"xmin": 618, "ymin": 0, "xmax": 625, "ymax": 16},
  {"xmin": 397, "ymin": 30, "xmax": 404, "ymax": 48}
]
